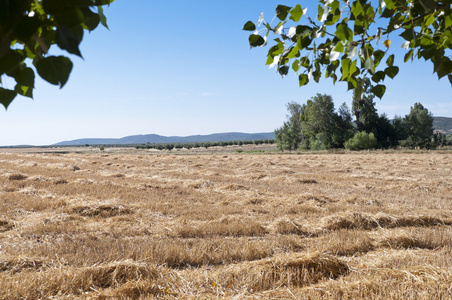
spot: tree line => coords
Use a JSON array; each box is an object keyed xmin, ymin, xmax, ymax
[
  {"xmin": 275, "ymin": 78, "xmax": 451, "ymax": 151},
  {"xmin": 135, "ymin": 139, "xmax": 275, "ymax": 150}
]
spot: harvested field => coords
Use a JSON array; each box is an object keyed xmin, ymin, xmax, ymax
[{"xmin": 0, "ymin": 149, "xmax": 451, "ymax": 299}]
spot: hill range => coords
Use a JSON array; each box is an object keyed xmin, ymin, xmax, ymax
[
  {"xmin": 54, "ymin": 132, "xmax": 275, "ymax": 146},
  {"xmin": 433, "ymin": 117, "xmax": 452, "ymax": 134},
  {"xmin": 53, "ymin": 116, "xmax": 452, "ymax": 146}
]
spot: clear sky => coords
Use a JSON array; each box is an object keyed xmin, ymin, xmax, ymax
[{"xmin": 1, "ymin": 1, "xmax": 451, "ymax": 146}]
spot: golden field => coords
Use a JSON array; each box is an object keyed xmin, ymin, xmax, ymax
[{"xmin": 0, "ymin": 148, "xmax": 451, "ymax": 299}]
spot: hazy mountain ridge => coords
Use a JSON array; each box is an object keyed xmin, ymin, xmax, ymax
[
  {"xmin": 53, "ymin": 116, "xmax": 452, "ymax": 146},
  {"xmin": 54, "ymin": 132, "xmax": 275, "ymax": 146},
  {"xmin": 433, "ymin": 117, "xmax": 452, "ymax": 134}
]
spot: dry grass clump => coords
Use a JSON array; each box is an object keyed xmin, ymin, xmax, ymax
[
  {"xmin": 298, "ymin": 267, "xmax": 452, "ymax": 300},
  {"xmin": 8, "ymin": 173, "xmax": 27, "ymax": 181},
  {"xmin": 216, "ymin": 253, "xmax": 349, "ymax": 292},
  {"xmin": 0, "ymin": 257, "xmax": 48, "ymax": 274},
  {"xmin": 321, "ymin": 211, "xmax": 448, "ymax": 231},
  {"xmin": 222, "ymin": 184, "xmax": 250, "ymax": 191},
  {"xmin": 0, "ymin": 220, "xmax": 14, "ymax": 232},
  {"xmin": 319, "ymin": 229, "xmax": 376, "ymax": 256},
  {"xmin": 175, "ymin": 218, "xmax": 268, "ymax": 238},
  {"xmin": 53, "ymin": 179, "xmax": 68, "ymax": 185},
  {"xmin": 270, "ymin": 218, "xmax": 312, "ymax": 236},
  {"xmin": 69, "ymin": 204, "xmax": 132, "ymax": 218},
  {"xmin": 296, "ymin": 178, "xmax": 318, "ymax": 184},
  {"xmin": 0, "ymin": 260, "xmax": 160, "ymax": 299}
]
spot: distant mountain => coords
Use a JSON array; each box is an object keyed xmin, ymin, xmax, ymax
[
  {"xmin": 54, "ymin": 132, "xmax": 275, "ymax": 146},
  {"xmin": 433, "ymin": 117, "xmax": 452, "ymax": 134}
]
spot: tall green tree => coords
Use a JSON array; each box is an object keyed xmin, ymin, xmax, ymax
[
  {"xmin": 399, "ymin": 102, "xmax": 434, "ymax": 148},
  {"xmin": 351, "ymin": 77, "xmax": 397, "ymax": 148},
  {"xmin": 300, "ymin": 94, "xmax": 353, "ymax": 149},
  {"xmin": 274, "ymin": 101, "xmax": 304, "ymax": 151},
  {"xmin": 244, "ymin": 1, "xmax": 452, "ymax": 97},
  {"xmin": 0, "ymin": 0, "xmax": 114, "ymax": 109}
]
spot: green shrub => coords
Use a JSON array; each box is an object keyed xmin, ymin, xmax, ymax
[{"xmin": 345, "ymin": 132, "xmax": 377, "ymax": 151}]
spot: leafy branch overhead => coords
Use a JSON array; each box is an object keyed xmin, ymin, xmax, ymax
[
  {"xmin": 244, "ymin": 0, "xmax": 452, "ymax": 98},
  {"xmin": 0, "ymin": 0, "xmax": 114, "ymax": 109}
]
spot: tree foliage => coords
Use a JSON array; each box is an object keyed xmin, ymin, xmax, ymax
[
  {"xmin": 274, "ymin": 102, "xmax": 304, "ymax": 151},
  {"xmin": 275, "ymin": 94, "xmax": 354, "ymax": 151},
  {"xmin": 244, "ymin": 1, "xmax": 452, "ymax": 98},
  {"xmin": 0, "ymin": 0, "xmax": 114, "ymax": 109},
  {"xmin": 275, "ymin": 93, "xmax": 440, "ymax": 151},
  {"xmin": 300, "ymin": 94, "xmax": 353, "ymax": 149},
  {"xmin": 350, "ymin": 78, "xmax": 398, "ymax": 147},
  {"xmin": 345, "ymin": 131, "xmax": 377, "ymax": 150},
  {"xmin": 398, "ymin": 102, "xmax": 434, "ymax": 148}
]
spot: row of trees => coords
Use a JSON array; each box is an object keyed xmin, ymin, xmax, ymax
[
  {"xmin": 275, "ymin": 80, "xmax": 450, "ymax": 151},
  {"xmin": 135, "ymin": 139, "xmax": 275, "ymax": 150}
]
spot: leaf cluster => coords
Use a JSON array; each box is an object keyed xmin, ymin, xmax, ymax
[
  {"xmin": 0, "ymin": 0, "xmax": 114, "ymax": 109},
  {"xmin": 244, "ymin": 1, "xmax": 452, "ymax": 98}
]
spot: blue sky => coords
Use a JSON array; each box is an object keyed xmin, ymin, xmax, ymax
[{"xmin": 0, "ymin": 0, "xmax": 451, "ymax": 146}]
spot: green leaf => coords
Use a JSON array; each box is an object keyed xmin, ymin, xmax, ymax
[
  {"xmin": 373, "ymin": 50, "xmax": 385, "ymax": 66},
  {"xmin": 243, "ymin": 21, "xmax": 256, "ymax": 31},
  {"xmin": 249, "ymin": 34, "xmax": 265, "ymax": 48},
  {"xmin": 279, "ymin": 65, "xmax": 289, "ymax": 77},
  {"xmin": 341, "ymin": 58, "xmax": 350, "ymax": 80},
  {"xmin": 36, "ymin": 56, "xmax": 73, "ymax": 88},
  {"xmin": 13, "ymin": 16, "xmax": 42, "ymax": 43},
  {"xmin": 347, "ymin": 77, "xmax": 358, "ymax": 90},
  {"xmin": 313, "ymin": 69, "xmax": 321, "ymax": 83},
  {"xmin": 325, "ymin": 7, "xmax": 341, "ymax": 25},
  {"xmin": 404, "ymin": 49, "xmax": 414, "ymax": 62},
  {"xmin": 299, "ymin": 74, "xmax": 309, "ymax": 87},
  {"xmin": 334, "ymin": 41, "xmax": 344, "ymax": 53},
  {"xmin": 0, "ymin": 51, "xmax": 24, "ymax": 74},
  {"xmin": 424, "ymin": 14, "xmax": 435, "ymax": 28},
  {"xmin": 55, "ymin": 8, "xmax": 85, "ymax": 27},
  {"xmin": 15, "ymin": 84, "xmax": 33, "ymax": 98},
  {"xmin": 56, "ymin": 25, "xmax": 83, "ymax": 57},
  {"xmin": 400, "ymin": 29, "xmax": 413, "ymax": 41},
  {"xmin": 364, "ymin": 57, "xmax": 375, "ymax": 73},
  {"xmin": 92, "ymin": 0, "xmax": 115, "ymax": 5},
  {"xmin": 289, "ymin": 4, "xmax": 304, "ymax": 22},
  {"xmin": 448, "ymin": 75, "xmax": 452, "ymax": 87},
  {"xmin": 331, "ymin": 73, "xmax": 338, "ymax": 84},
  {"xmin": 347, "ymin": 45, "xmax": 358, "ymax": 58},
  {"xmin": 354, "ymin": 19, "xmax": 364, "ymax": 35},
  {"xmin": 385, "ymin": 66, "xmax": 399, "ymax": 79},
  {"xmin": 15, "ymin": 67, "xmax": 35, "ymax": 88},
  {"xmin": 292, "ymin": 60, "xmax": 300, "ymax": 73},
  {"xmin": 0, "ymin": 88, "xmax": 17, "ymax": 109},
  {"xmin": 81, "ymin": 7, "xmax": 100, "ymax": 31},
  {"xmin": 295, "ymin": 25, "xmax": 313, "ymax": 37},
  {"xmin": 372, "ymin": 71, "xmax": 386, "ymax": 83},
  {"xmin": 444, "ymin": 14, "xmax": 452, "ymax": 29},
  {"xmin": 386, "ymin": 54, "xmax": 395, "ymax": 67},
  {"xmin": 351, "ymin": 1, "xmax": 363, "ymax": 18},
  {"xmin": 434, "ymin": 57, "xmax": 452, "ymax": 79},
  {"xmin": 317, "ymin": 4, "xmax": 325, "ymax": 22},
  {"xmin": 97, "ymin": 5, "xmax": 109, "ymax": 29},
  {"xmin": 300, "ymin": 57, "xmax": 310, "ymax": 68},
  {"xmin": 371, "ymin": 84, "xmax": 386, "ymax": 98},
  {"xmin": 349, "ymin": 60, "xmax": 358, "ymax": 76},
  {"xmin": 380, "ymin": 8, "xmax": 395, "ymax": 18},
  {"xmin": 276, "ymin": 5, "xmax": 291, "ymax": 21},
  {"xmin": 335, "ymin": 24, "xmax": 352, "ymax": 42},
  {"xmin": 287, "ymin": 46, "xmax": 299, "ymax": 59}
]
